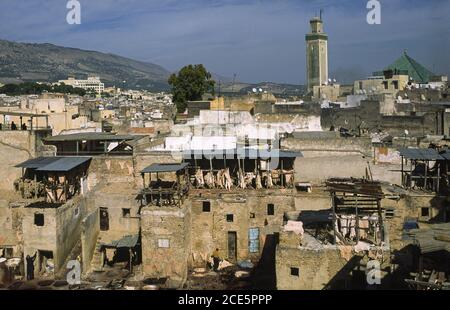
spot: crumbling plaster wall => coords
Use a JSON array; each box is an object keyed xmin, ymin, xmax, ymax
[
  {"xmin": 141, "ymin": 205, "xmax": 191, "ymax": 288},
  {"xmin": 0, "ymin": 201, "xmax": 23, "ymax": 256},
  {"xmin": 0, "ymin": 131, "xmax": 36, "ymax": 191},
  {"xmin": 22, "ymin": 206, "xmax": 58, "ymax": 274},
  {"xmin": 276, "ymin": 246, "xmax": 348, "ymax": 290},
  {"xmin": 276, "ymin": 244, "xmax": 391, "ymax": 290},
  {"xmin": 133, "ymin": 152, "xmax": 183, "ymax": 185},
  {"xmin": 91, "ymin": 190, "xmax": 140, "ymax": 243},
  {"xmin": 81, "ymin": 209, "xmax": 100, "ymax": 274},
  {"xmin": 284, "ymin": 137, "xmax": 374, "ymax": 184},
  {"xmin": 87, "ymin": 156, "xmax": 135, "ymax": 189},
  {"xmin": 22, "ymin": 198, "xmax": 87, "ymax": 275},
  {"xmin": 189, "ymin": 189, "xmax": 296, "ymax": 266},
  {"xmin": 294, "ymin": 155, "xmax": 368, "ymax": 184}
]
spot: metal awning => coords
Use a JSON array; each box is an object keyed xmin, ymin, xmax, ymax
[
  {"xmin": 399, "ymin": 148, "xmax": 444, "ymax": 160},
  {"xmin": 36, "ymin": 157, "xmax": 92, "ymax": 172},
  {"xmin": 142, "ymin": 163, "xmax": 189, "ymax": 174},
  {"xmin": 439, "ymin": 150, "xmax": 450, "ymax": 160},
  {"xmin": 104, "ymin": 234, "xmax": 139, "ymax": 249},
  {"xmin": 15, "ymin": 157, "xmax": 61, "ymax": 169},
  {"xmin": 16, "ymin": 156, "xmax": 92, "ymax": 172}
]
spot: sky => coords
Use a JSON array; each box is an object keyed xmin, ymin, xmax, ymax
[{"xmin": 0, "ymin": 0, "xmax": 449, "ymax": 84}]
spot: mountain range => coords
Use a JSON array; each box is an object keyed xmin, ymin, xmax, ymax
[{"xmin": 0, "ymin": 39, "xmax": 304, "ymax": 94}]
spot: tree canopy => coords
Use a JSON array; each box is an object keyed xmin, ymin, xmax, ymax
[
  {"xmin": 0, "ymin": 82, "xmax": 86, "ymax": 96},
  {"xmin": 168, "ymin": 64, "xmax": 215, "ymax": 113}
]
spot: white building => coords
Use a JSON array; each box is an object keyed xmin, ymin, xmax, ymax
[{"xmin": 58, "ymin": 76, "xmax": 105, "ymax": 94}]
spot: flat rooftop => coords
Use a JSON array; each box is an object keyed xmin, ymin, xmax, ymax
[{"xmin": 43, "ymin": 132, "xmax": 141, "ymax": 142}]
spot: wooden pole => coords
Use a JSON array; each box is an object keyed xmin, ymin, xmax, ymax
[
  {"xmin": 34, "ymin": 174, "xmax": 38, "ymax": 199},
  {"xmin": 331, "ymin": 192, "xmax": 337, "ymax": 245},
  {"xmin": 355, "ymin": 204, "xmax": 360, "ymax": 243},
  {"xmin": 424, "ymin": 161, "xmax": 428, "ymax": 191},
  {"xmin": 280, "ymin": 159, "xmax": 284, "ymax": 187},
  {"xmin": 401, "ymin": 156, "xmax": 404, "ymax": 186},
  {"xmin": 129, "ymin": 248, "xmax": 132, "ymax": 273},
  {"xmin": 437, "ymin": 163, "xmax": 441, "ymax": 193},
  {"xmin": 410, "ymin": 160, "xmax": 413, "ymax": 189},
  {"xmin": 377, "ymin": 199, "xmax": 383, "ymax": 245}
]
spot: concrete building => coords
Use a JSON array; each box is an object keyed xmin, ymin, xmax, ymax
[{"xmin": 58, "ymin": 76, "xmax": 105, "ymax": 94}]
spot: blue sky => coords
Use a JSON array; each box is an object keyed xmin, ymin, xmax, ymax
[{"xmin": 0, "ymin": 0, "xmax": 449, "ymax": 84}]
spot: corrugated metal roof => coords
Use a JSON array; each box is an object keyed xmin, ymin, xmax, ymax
[
  {"xmin": 15, "ymin": 157, "xmax": 61, "ymax": 169},
  {"xmin": 439, "ymin": 150, "xmax": 450, "ymax": 160},
  {"xmin": 142, "ymin": 163, "xmax": 189, "ymax": 174},
  {"xmin": 106, "ymin": 234, "xmax": 139, "ymax": 248},
  {"xmin": 44, "ymin": 132, "xmax": 138, "ymax": 142},
  {"xmin": 35, "ymin": 157, "xmax": 92, "ymax": 172},
  {"xmin": 399, "ymin": 148, "xmax": 444, "ymax": 160}
]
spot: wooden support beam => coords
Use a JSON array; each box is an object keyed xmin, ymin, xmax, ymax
[
  {"xmin": 437, "ymin": 163, "xmax": 441, "ymax": 193},
  {"xmin": 331, "ymin": 192, "xmax": 337, "ymax": 245},
  {"xmin": 377, "ymin": 199, "xmax": 383, "ymax": 245},
  {"xmin": 401, "ymin": 156, "xmax": 404, "ymax": 186},
  {"xmin": 410, "ymin": 160, "xmax": 413, "ymax": 189}
]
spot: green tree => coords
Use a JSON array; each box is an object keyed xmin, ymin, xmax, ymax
[{"xmin": 168, "ymin": 64, "xmax": 215, "ymax": 113}]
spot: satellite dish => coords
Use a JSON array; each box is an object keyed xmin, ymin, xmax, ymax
[
  {"xmin": 398, "ymin": 96, "xmax": 403, "ymax": 101},
  {"xmin": 252, "ymin": 88, "xmax": 257, "ymax": 93},
  {"xmin": 404, "ymin": 130, "xmax": 409, "ymax": 136},
  {"xmin": 259, "ymin": 88, "xmax": 263, "ymax": 93},
  {"xmin": 333, "ymin": 79, "xmax": 337, "ymax": 83}
]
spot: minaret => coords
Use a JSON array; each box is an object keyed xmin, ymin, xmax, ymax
[{"xmin": 306, "ymin": 13, "xmax": 328, "ymax": 92}]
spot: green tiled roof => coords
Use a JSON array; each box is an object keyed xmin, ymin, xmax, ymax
[{"xmin": 383, "ymin": 52, "xmax": 435, "ymax": 83}]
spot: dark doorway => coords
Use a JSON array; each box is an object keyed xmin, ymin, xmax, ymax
[
  {"xmin": 38, "ymin": 250, "xmax": 54, "ymax": 273},
  {"xmin": 445, "ymin": 207, "xmax": 450, "ymax": 223},
  {"xmin": 227, "ymin": 232, "xmax": 237, "ymax": 262},
  {"xmin": 100, "ymin": 207, "xmax": 109, "ymax": 231}
]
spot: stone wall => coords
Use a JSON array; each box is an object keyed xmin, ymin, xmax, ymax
[
  {"xmin": 90, "ymin": 189, "xmax": 140, "ymax": 243},
  {"xmin": 22, "ymin": 197, "xmax": 87, "ymax": 275},
  {"xmin": 0, "ymin": 131, "xmax": 36, "ymax": 191},
  {"xmin": 276, "ymin": 246, "xmax": 348, "ymax": 290},
  {"xmin": 294, "ymin": 155, "xmax": 368, "ymax": 184},
  {"xmin": 188, "ymin": 189, "xmax": 296, "ymax": 266},
  {"xmin": 0, "ymin": 200, "xmax": 23, "ymax": 256},
  {"xmin": 55, "ymin": 197, "xmax": 87, "ymax": 272},
  {"xmin": 141, "ymin": 206, "xmax": 191, "ymax": 288},
  {"xmin": 87, "ymin": 156, "xmax": 135, "ymax": 189},
  {"xmin": 81, "ymin": 209, "xmax": 100, "ymax": 274}
]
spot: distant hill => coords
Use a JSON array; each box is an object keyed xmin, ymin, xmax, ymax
[
  {"xmin": 0, "ymin": 38, "xmax": 305, "ymax": 94},
  {"xmin": 0, "ymin": 39, "xmax": 171, "ymax": 91}
]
